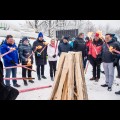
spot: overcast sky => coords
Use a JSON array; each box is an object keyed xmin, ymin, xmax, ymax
[{"xmin": 3, "ymin": 20, "xmax": 120, "ymax": 29}]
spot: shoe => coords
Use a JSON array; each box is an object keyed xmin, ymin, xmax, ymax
[
  {"xmin": 108, "ymin": 87, "xmax": 112, "ymax": 91},
  {"xmin": 29, "ymin": 80, "xmax": 34, "ymax": 83},
  {"xmin": 13, "ymin": 83, "xmax": 21, "ymax": 87},
  {"xmin": 38, "ymin": 75, "xmax": 41, "ymax": 80},
  {"xmin": 101, "ymin": 84, "xmax": 108, "ymax": 87},
  {"xmin": 24, "ymin": 81, "xmax": 28, "ymax": 86},
  {"xmin": 115, "ymin": 91, "xmax": 120, "ymax": 95},
  {"xmin": 51, "ymin": 77, "xmax": 54, "ymax": 81},
  {"xmin": 90, "ymin": 77, "xmax": 96, "ymax": 80},
  {"xmin": 95, "ymin": 78, "xmax": 99, "ymax": 82},
  {"xmin": 116, "ymin": 76, "xmax": 120, "ymax": 78},
  {"xmin": 101, "ymin": 71, "xmax": 105, "ymax": 74},
  {"xmin": 42, "ymin": 76, "xmax": 47, "ymax": 79}
]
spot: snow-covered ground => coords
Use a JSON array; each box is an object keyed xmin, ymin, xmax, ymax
[
  {"xmin": 1, "ymin": 37, "xmax": 120, "ymax": 100},
  {"xmin": 15, "ymin": 60, "xmax": 120, "ymax": 100}
]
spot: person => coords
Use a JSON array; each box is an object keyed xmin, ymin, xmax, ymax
[
  {"xmin": 84, "ymin": 37, "xmax": 92, "ymax": 68},
  {"xmin": 33, "ymin": 32, "xmax": 47, "ymax": 80},
  {"xmin": 73, "ymin": 33, "xmax": 87, "ymax": 68},
  {"xmin": 58, "ymin": 37, "xmax": 71, "ymax": 56},
  {"xmin": 101, "ymin": 33, "xmax": 120, "ymax": 91},
  {"xmin": 70, "ymin": 37, "xmax": 75, "ymax": 51},
  {"xmin": 19, "ymin": 37, "xmax": 34, "ymax": 86},
  {"xmin": 1, "ymin": 35, "xmax": 20, "ymax": 87},
  {"xmin": 88, "ymin": 33, "xmax": 103, "ymax": 82},
  {"xmin": 47, "ymin": 39, "xmax": 58, "ymax": 81},
  {"xmin": 0, "ymin": 59, "xmax": 4, "ymax": 84}
]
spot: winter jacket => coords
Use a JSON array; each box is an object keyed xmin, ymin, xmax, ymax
[
  {"xmin": 102, "ymin": 39, "xmax": 120, "ymax": 63},
  {"xmin": 1, "ymin": 40, "xmax": 18, "ymax": 67},
  {"xmin": 88, "ymin": 39, "xmax": 103, "ymax": 59},
  {"xmin": 58, "ymin": 42, "xmax": 71, "ymax": 56},
  {"xmin": 47, "ymin": 44, "xmax": 58, "ymax": 61},
  {"xmin": 33, "ymin": 39, "xmax": 47, "ymax": 65},
  {"xmin": 73, "ymin": 37, "xmax": 86, "ymax": 57},
  {"xmin": 0, "ymin": 60, "xmax": 3, "ymax": 83},
  {"xmin": 19, "ymin": 44, "xmax": 33, "ymax": 65},
  {"xmin": 86, "ymin": 40, "xmax": 92, "ymax": 56}
]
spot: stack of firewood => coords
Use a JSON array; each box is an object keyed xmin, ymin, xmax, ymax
[{"xmin": 50, "ymin": 52, "xmax": 88, "ymax": 100}]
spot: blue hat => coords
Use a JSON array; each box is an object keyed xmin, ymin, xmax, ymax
[{"xmin": 38, "ymin": 32, "xmax": 43, "ymax": 38}]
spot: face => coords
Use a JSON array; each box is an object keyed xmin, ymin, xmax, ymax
[
  {"xmin": 79, "ymin": 34, "xmax": 84, "ymax": 38},
  {"xmin": 94, "ymin": 36, "xmax": 99, "ymax": 41},
  {"xmin": 63, "ymin": 39, "xmax": 68, "ymax": 43},
  {"xmin": 39, "ymin": 37, "xmax": 43, "ymax": 41},
  {"xmin": 7, "ymin": 37, "xmax": 14, "ymax": 44},
  {"xmin": 23, "ymin": 40, "xmax": 29, "ymax": 45},
  {"xmin": 105, "ymin": 35, "xmax": 112, "ymax": 43},
  {"xmin": 51, "ymin": 39, "xmax": 55, "ymax": 44}
]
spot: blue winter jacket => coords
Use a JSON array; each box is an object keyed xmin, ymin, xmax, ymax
[{"xmin": 1, "ymin": 40, "xmax": 18, "ymax": 67}]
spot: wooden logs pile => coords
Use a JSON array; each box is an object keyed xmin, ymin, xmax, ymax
[{"xmin": 50, "ymin": 52, "xmax": 88, "ymax": 100}]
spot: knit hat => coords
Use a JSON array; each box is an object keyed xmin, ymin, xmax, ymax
[
  {"xmin": 22, "ymin": 37, "xmax": 28, "ymax": 43},
  {"xmin": 38, "ymin": 32, "xmax": 43, "ymax": 38},
  {"xmin": 85, "ymin": 37, "xmax": 89, "ymax": 41},
  {"xmin": 63, "ymin": 37, "xmax": 69, "ymax": 41},
  {"xmin": 95, "ymin": 33, "xmax": 99, "ymax": 37}
]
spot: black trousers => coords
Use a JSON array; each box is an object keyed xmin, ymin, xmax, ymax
[
  {"xmin": 116, "ymin": 61, "xmax": 120, "ymax": 77},
  {"xmin": 91, "ymin": 57, "xmax": 101, "ymax": 78},
  {"xmin": 37, "ymin": 65, "xmax": 44, "ymax": 77},
  {"xmin": 22, "ymin": 65, "xmax": 32, "ymax": 82},
  {"xmin": 49, "ymin": 61, "xmax": 57, "ymax": 77}
]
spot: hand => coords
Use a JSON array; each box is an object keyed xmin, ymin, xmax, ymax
[
  {"xmin": 36, "ymin": 46, "xmax": 42, "ymax": 50},
  {"xmin": 25, "ymin": 58, "xmax": 28, "ymax": 62},
  {"xmin": 53, "ymin": 55, "xmax": 56, "ymax": 58}
]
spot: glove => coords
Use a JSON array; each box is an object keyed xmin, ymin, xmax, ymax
[
  {"xmin": 53, "ymin": 55, "xmax": 56, "ymax": 58},
  {"xmin": 10, "ymin": 60, "xmax": 16, "ymax": 65},
  {"xmin": 37, "ymin": 52, "xmax": 41, "ymax": 57}
]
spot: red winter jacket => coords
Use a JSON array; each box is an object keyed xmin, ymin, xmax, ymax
[{"xmin": 88, "ymin": 39, "xmax": 103, "ymax": 58}]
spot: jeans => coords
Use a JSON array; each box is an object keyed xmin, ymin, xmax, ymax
[{"xmin": 5, "ymin": 68, "xmax": 17, "ymax": 86}]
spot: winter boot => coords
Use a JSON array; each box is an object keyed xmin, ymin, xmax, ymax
[
  {"xmin": 115, "ymin": 91, "xmax": 120, "ymax": 95},
  {"xmin": 101, "ymin": 84, "xmax": 108, "ymax": 87},
  {"xmin": 42, "ymin": 75, "xmax": 47, "ymax": 79},
  {"xmin": 90, "ymin": 77, "xmax": 96, "ymax": 81},
  {"xmin": 29, "ymin": 80, "xmax": 34, "ymax": 83},
  {"xmin": 51, "ymin": 77, "xmax": 54, "ymax": 81},
  {"xmin": 116, "ymin": 76, "xmax": 120, "ymax": 79},
  {"xmin": 13, "ymin": 83, "xmax": 21, "ymax": 87},
  {"xmin": 38, "ymin": 75, "xmax": 41, "ymax": 80},
  {"xmin": 108, "ymin": 87, "xmax": 112, "ymax": 91},
  {"xmin": 23, "ymin": 81, "xmax": 28, "ymax": 86},
  {"xmin": 95, "ymin": 78, "xmax": 99, "ymax": 82}
]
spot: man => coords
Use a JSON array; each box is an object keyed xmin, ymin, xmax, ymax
[
  {"xmin": 88, "ymin": 33, "xmax": 103, "ymax": 82},
  {"xmin": 19, "ymin": 37, "xmax": 34, "ymax": 86},
  {"xmin": 58, "ymin": 37, "xmax": 71, "ymax": 56},
  {"xmin": 101, "ymin": 34, "xmax": 120, "ymax": 91},
  {"xmin": 33, "ymin": 32, "xmax": 47, "ymax": 80},
  {"xmin": 73, "ymin": 33, "xmax": 86, "ymax": 68},
  {"xmin": 1, "ymin": 35, "xmax": 20, "ymax": 87}
]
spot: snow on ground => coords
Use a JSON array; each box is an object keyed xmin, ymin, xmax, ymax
[
  {"xmin": 1, "ymin": 37, "xmax": 120, "ymax": 100},
  {"xmin": 16, "ymin": 60, "xmax": 120, "ymax": 100}
]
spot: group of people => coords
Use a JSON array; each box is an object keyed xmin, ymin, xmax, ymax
[{"xmin": 0, "ymin": 31, "xmax": 120, "ymax": 96}]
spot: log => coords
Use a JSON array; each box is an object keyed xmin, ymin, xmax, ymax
[
  {"xmin": 50, "ymin": 53, "xmax": 67, "ymax": 100},
  {"xmin": 54, "ymin": 53, "xmax": 69, "ymax": 100}
]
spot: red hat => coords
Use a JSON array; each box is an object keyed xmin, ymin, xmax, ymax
[{"xmin": 95, "ymin": 33, "xmax": 99, "ymax": 37}]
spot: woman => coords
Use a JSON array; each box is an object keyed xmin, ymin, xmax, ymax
[
  {"xmin": 47, "ymin": 39, "xmax": 58, "ymax": 81},
  {"xmin": 19, "ymin": 37, "xmax": 34, "ymax": 86}
]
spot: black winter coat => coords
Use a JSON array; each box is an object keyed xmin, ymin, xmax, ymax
[
  {"xmin": 33, "ymin": 39, "xmax": 47, "ymax": 65},
  {"xmin": 0, "ymin": 60, "xmax": 3, "ymax": 83},
  {"xmin": 73, "ymin": 37, "xmax": 86, "ymax": 57},
  {"xmin": 102, "ymin": 39, "xmax": 120, "ymax": 63},
  {"xmin": 19, "ymin": 44, "xmax": 33, "ymax": 65},
  {"xmin": 58, "ymin": 42, "xmax": 71, "ymax": 56}
]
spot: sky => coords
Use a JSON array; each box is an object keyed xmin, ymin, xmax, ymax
[{"xmin": 2, "ymin": 20, "xmax": 120, "ymax": 29}]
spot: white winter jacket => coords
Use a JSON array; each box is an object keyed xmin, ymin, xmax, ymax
[{"xmin": 47, "ymin": 44, "xmax": 58, "ymax": 61}]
